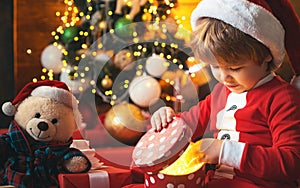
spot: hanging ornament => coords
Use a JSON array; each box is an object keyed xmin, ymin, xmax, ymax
[
  {"xmin": 40, "ymin": 44, "xmax": 64, "ymax": 74},
  {"xmin": 113, "ymin": 49, "xmax": 134, "ymax": 70},
  {"xmin": 61, "ymin": 26, "xmax": 79, "ymax": 43},
  {"xmin": 129, "ymin": 75, "xmax": 161, "ymax": 107},
  {"xmin": 93, "ymin": 52, "xmax": 114, "ymax": 90},
  {"xmin": 103, "ymin": 101, "xmax": 147, "ymax": 146},
  {"xmin": 145, "ymin": 54, "xmax": 168, "ymax": 78},
  {"xmin": 99, "ymin": 20, "xmax": 107, "ymax": 30},
  {"xmin": 114, "ymin": 17, "xmax": 135, "ymax": 38},
  {"xmin": 101, "ymin": 75, "xmax": 113, "ymax": 89}
]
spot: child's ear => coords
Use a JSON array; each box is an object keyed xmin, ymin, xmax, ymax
[
  {"xmin": 262, "ymin": 55, "xmax": 273, "ymax": 71},
  {"xmin": 264, "ymin": 55, "xmax": 273, "ymax": 63}
]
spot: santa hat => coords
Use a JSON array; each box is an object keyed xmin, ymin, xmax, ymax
[
  {"xmin": 2, "ymin": 80, "xmax": 82, "ymax": 127},
  {"xmin": 190, "ymin": 0, "xmax": 300, "ymax": 90}
]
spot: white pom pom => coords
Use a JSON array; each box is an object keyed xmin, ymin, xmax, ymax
[
  {"xmin": 290, "ymin": 75, "xmax": 300, "ymax": 91},
  {"xmin": 2, "ymin": 102, "xmax": 16, "ymax": 116}
]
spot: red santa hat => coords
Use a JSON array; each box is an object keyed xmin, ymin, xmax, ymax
[
  {"xmin": 190, "ymin": 0, "xmax": 300, "ymax": 90},
  {"xmin": 2, "ymin": 80, "xmax": 82, "ymax": 127}
]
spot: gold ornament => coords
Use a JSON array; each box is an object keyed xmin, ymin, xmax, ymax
[
  {"xmin": 99, "ymin": 21, "xmax": 107, "ymax": 30},
  {"xmin": 101, "ymin": 75, "xmax": 113, "ymax": 89},
  {"xmin": 104, "ymin": 102, "xmax": 147, "ymax": 146}
]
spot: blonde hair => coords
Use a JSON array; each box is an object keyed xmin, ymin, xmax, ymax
[{"xmin": 190, "ymin": 18, "xmax": 276, "ymax": 71}]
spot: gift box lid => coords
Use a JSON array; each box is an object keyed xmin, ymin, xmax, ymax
[{"xmin": 132, "ymin": 117, "xmax": 192, "ymax": 173}]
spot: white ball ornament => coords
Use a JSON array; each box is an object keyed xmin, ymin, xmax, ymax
[
  {"xmin": 145, "ymin": 54, "xmax": 168, "ymax": 78},
  {"xmin": 129, "ymin": 75, "xmax": 161, "ymax": 107},
  {"xmin": 40, "ymin": 44, "xmax": 64, "ymax": 74}
]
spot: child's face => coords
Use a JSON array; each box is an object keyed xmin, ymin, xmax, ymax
[{"xmin": 209, "ymin": 58, "xmax": 270, "ymax": 93}]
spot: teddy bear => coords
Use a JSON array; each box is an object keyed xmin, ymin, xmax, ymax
[{"xmin": 0, "ymin": 80, "xmax": 91, "ymax": 188}]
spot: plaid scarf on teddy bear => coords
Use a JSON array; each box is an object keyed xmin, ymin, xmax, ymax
[{"xmin": 0, "ymin": 120, "xmax": 85, "ymax": 188}]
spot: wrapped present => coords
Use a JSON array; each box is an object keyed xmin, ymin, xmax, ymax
[
  {"xmin": 58, "ymin": 166, "xmax": 133, "ymax": 188},
  {"xmin": 59, "ymin": 139, "xmax": 133, "ymax": 188},
  {"xmin": 72, "ymin": 137, "xmax": 134, "ymax": 169},
  {"xmin": 132, "ymin": 117, "xmax": 206, "ymax": 188}
]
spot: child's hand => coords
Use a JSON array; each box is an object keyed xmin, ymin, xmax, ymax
[
  {"xmin": 193, "ymin": 138, "xmax": 223, "ymax": 164},
  {"xmin": 150, "ymin": 107, "xmax": 175, "ymax": 131}
]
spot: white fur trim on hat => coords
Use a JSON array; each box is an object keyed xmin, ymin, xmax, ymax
[
  {"xmin": 31, "ymin": 86, "xmax": 76, "ymax": 108},
  {"xmin": 31, "ymin": 85, "xmax": 82, "ymax": 127},
  {"xmin": 2, "ymin": 102, "xmax": 16, "ymax": 116},
  {"xmin": 190, "ymin": 0, "xmax": 285, "ymax": 67}
]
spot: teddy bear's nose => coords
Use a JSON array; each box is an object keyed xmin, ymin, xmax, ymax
[{"xmin": 37, "ymin": 122, "xmax": 49, "ymax": 131}]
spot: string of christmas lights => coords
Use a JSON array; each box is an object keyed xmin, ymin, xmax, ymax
[{"xmin": 36, "ymin": 0, "xmax": 209, "ymax": 109}]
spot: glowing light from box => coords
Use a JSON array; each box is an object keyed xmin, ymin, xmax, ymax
[{"xmin": 160, "ymin": 142, "xmax": 204, "ymax": 175}]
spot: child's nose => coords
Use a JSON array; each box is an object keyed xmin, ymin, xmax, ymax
[{"xmin": 220, "ymin": 70, "xmax": 232, "ymax": 82}]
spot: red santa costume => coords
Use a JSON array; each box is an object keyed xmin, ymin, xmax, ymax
[
  {"xmin": 184, "ymin": 0, "xmax": 300, "ymax": 187},
  {"xmin": 181, "ymin": 74, "xmax": 300, "ymax": 188}
]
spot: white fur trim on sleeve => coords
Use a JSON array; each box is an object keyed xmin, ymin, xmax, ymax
[
  {"xmin": 219, "ymin": 140, "xmax": 245, "ymax": 169},
  {"xmin": 190, "ymin": 0, "xmax": 285, "ymax": 67}
]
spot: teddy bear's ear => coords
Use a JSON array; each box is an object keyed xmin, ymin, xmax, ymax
[{"xmin": 2, "ymin": 101, "xmax": 16, "ymax": 116}]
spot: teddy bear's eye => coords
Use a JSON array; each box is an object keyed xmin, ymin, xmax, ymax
[
  {"xmin": 51, "ymin": 118, "xmax": 58, "ymax": 124},
  {"xmin": 35, "ymin": 113, "xmax": 41, "ymax": 118}
]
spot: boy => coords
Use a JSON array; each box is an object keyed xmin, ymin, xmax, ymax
[{"xmin": 151, "ymin": 0, "xmax": 300, "ymax": 187}]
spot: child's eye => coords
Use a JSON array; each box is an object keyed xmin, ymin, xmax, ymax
[{"xmin": 229, "ymin": 67, "xmax": 242, "ymax": 71}]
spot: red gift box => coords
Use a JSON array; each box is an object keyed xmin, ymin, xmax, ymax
[
  {"xmin": 132, "ymin": 117, "xmax": 206, "ymax": 188},
  {"xmin": 58, "ymin": 166, "xmax": 133, "ymax": 188},
  {"xmin": 143, "ymin": 166, "xmax": 205, "ymax": 188},
  {"xmin": 60, "ymin": 131, "xmax": 134, "ymax": 188}
]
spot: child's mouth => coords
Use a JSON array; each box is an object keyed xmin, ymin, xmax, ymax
[{"xmin": 225, "ymin": 83, "xmax": 239, "ymax": 89}]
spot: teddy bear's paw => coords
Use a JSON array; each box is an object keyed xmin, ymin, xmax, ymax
[{"xmin": 64, "ymin": 156, "xmax": 89, "ymax": 173}]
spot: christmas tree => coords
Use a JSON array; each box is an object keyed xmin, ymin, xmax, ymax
[{"xmin": 39, "ymin": 0, "xmax": 212, "ymax": 147}]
